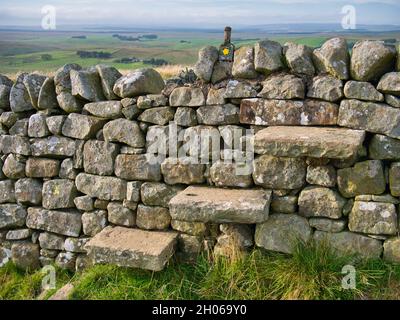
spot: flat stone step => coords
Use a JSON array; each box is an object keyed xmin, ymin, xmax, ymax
[
  {"xmin": 254, "ymin": 126, "xmax": 365, "ymax": 159},
  {"xmin": 84, "ymin": 226, "xmax": 178, "ymax": 271},
  {"xmin": 169, "ymin": 186, "xmax": 271, "ymax": 223}
]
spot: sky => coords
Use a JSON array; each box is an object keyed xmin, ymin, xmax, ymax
[{"xmin": 0, "ymin": 0, "xmax": 399, "ymax": 29}]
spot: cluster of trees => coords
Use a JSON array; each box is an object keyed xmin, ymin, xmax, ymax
[
  {"xmin": 41, "ymin": 54, "xmax": 52, "ymax": 61},
  {"xmin": 113, "ymin": 57, "xmax": 168, "ymax": 66},
  {"xmin": 76, "ymin": 51, "xmax": 112, "ymax": 59},
  {"xmin": 71, "ymin": 35, "xmax": 87, "ymax": 39},
  {"xmin": 113, "ymin": 57, "xmax": 141, "ymax": 63},
  {"xmin": 112, "ymin": 34, "xmax": 158, "ymax": 41}
]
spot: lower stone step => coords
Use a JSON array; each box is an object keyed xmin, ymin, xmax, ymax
[
  {"xmin": 84, "ymin": 226, "xmax": 178, "ymax": 271},
  {"xmin": 169, "ymin": 186, "xmax": 272, "ymax": 223},
  {"xmin": 254, "ymin": 126, "xmax": 365, "ymax": 159}
]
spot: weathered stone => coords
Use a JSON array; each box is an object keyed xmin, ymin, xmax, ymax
[
  {"xmin": 115, "ymin": 154, "xmax": 161, "ymax": 181},
  {"xmin": 219, "ymin": 224, "xmax": 254, "ymax": 248},
  {"xmin": 258, "ymin": 73, "xmax": 304, "ymax": 99},
  {"xmin": 0, "ymin": 111, "xmax": 20, "ymax": 129},
  {"xmin": 107, "ymin": 202, "xmax": 135, "ymax": 227},
  {"xmin": 25, "ymin": 158, "xmax": 59, "ymax": 178},
  {"xmin": 3, "ymin": 153, "xmax": 25, "ymax": 179},
  {"xmin": 0, "ymin": 180, "xmax": 15, "ymax": 203},
  {"xmin": 254, "ymin": 126, "xmax": 364, "ymax": 160},
  {"xmin": 389, "ymin": 162, "xmax": 400, "ymax": 196},
  {"xmin": 232, "ymin": 46, "xmax": 257, "ymax": 79},
  {"xmin": 82, "ymin": 210, "xmax": 107, "ymax": 236},
  {"xmin": 122, "ymin": 200, "xmax": 137, "ymax": 211},
  {"xmin": 138, "ymin": 106, "xmax": 175, "ymax": 125},
  {"xmin": 355, "ymin": 194, "xmax": 399, "ymax": 204},
  {"xmin": 136, "ymin": 205, "xmax": 171, "ymax": 230},
  {"xmin": 240, "ymin": 98, "xmax": 338, "ymax": 126},
  {"xmin": 31, "ymin": 136, "xmax": 76, "ymax": 158},
  {"xmin": 314, "ymin": 230, "xmax": 382, "ymax": 258},
  {"xmin": 62, "ymin": 113, "xmax": 106, "ymax": 140},
  {"xmin": 254, "ymin": 40, "xmax": 284, "ymax": 75},
  {"xmin": 57, "ymin": 91, "xmax": 84, "ymax": 113},
  {"xmin": 306, "ymin": 165, "xmax": 336, "ymax": 187},
  {"xmin": 15, "ymin": 178, "xmax": 42, "ymax": 205},
  {"xmin": 6, "ymin": 229, "xmax": 31, "ymax": 240},
  {"xmin": 174, "ymin": 107, "xmax": 197, "ymax": 126},
  {"xmin": 193, "ymin": 46, "xmax": 219, "ymax": 82},
  {"xmin": 338, "ymin": 99, "xmax": 400, "ymax": 139},
  {"xmin": 224, "ymin": 80, "xmax": 257, "ymax": 99},
  {"xmin": 210, "ymin": 160, "xmax": 253, "ymax": 188},
  {"xmin": 383, "ymin": 238, "xmax": 400, "ymax": 263},
  {"xmin": 94, "ymin": 199, "xmax": 109, "ymax": 210},
  {"xmin": 307, "ymin": 75, "xmax": 343, "ymax": 102},
  {"xmin": 137, "ymin": 94, "xmax": 167, "ymax": 109},
  {"xmin": 39, "ymin": 232, "xmax": 65, "ymax": 250},
  {"xmin": 337, "ymin": 160, "xmax": 386, "ymax": 198},
  {"xmin": 83, "ymin": 101, "xmax": 122, "ymax": 119},
  {"xmin": 161, "ymin": 157, "xmax": 205, "ymax": 185},
  {"xmin": 23, "ymin": 73, "xmax": 47, "ymax": 108},
  {"xmin": 54, "ymin": 63, "xmax": 82, "ymax": 94},
  {"xmin": 313, "ymin": 37, "xmax": 349, "ymax": 79},
  {"xmin": 0, "ymin": 84, "xmax": 11, "ymax": 109},
  {"xmin": 169, "ymin": 87, "xmax": 205, "ymax": 107},
  {"xmin": 11, "ymin": 242, "xmax": 40, "ymax": 270},
  {"xmin": 96, "ymin": 64, "xmax": 121, "ymax": 100},
  {"xmin": 377, "ymin": 72, "xmax": 400, "ymax": 95},
  {"xmin": 74, "ymin": 195, "xmax": 94, "ymax": 212},
  {"xmin": 206, "ymin": 88, "xmax": 226, "ymax": 105},
  {"xmin": 42, "ymin": 179, "xmax": 77, "ymax": 210},
  {"xmin": 255, "ymin": 214, "xmax": 311, "ymax": 254},
  {"xmin": 10, "ymin": 73, "xmax": 34, "ymax": 112},
  {"xmin": 55, "ymin": 252, "xmax": 77, "ymax": 271},
  {"xmin": 298, "ymin": 186, "xmax": 346, "ymax": 219},
  {"xmin": 169, "ymin": 186, "xmax": 271, "ymax": 223},
  {"xmin": 178, "ymin": 234, "xmax": 203, "ymax": 261},
  {"xmin": 28, "ymin": 113, "xmax": 49, "ymax": 138},
  {"xmin": 349, "ymin": 201, "xmax": 397, "ymax": 235},
  {"xmin": 103, "ymin": 118, "xmax": 145, "ymax": 147},
  {"xmin": 350, "ymin": 40, "xmax": 396, "ymax": 81},
  {"xmin": 83, "ymin": 140, "xmax": 119, "ymax": 176},
  {"xmin": 171, "ymin": 220, "xmax": 207, "ymax": 237},
  {"xmin": 45, "ymin": 116, "xmax": 65, "ymax": 135},
  {"xmin": 197, "ymin": 104, "xmax": 239, "ymax": 125},
  {"xmin": 59, "ymin": 158, "xmax": 77, "ymax": 179},
  {"xmin": 0, "ymin": 135, "xmax": 30, "ymax": 156},
  {"xmin": 271, "ymin": 195, "xmax": 297, "ymax": 213},
  {"xmin": 0, "ymin": 246, "xmax": 11, "ymax": 266},
  {"xmin": 369, "ymin": 134, "xmax": 400, "ymax": 160},
  {"xmin": 385, "ymin": 94, "xmax": 400, "ymax": 108},
  {"xmin": 9, "ymin": 118, "xmax": 28, "ymax": 136},
  {"xmin": 75, "ymin": 173, "xmax": 127, "ymax": 201},
  {"xmin": 37, "ymin": 77, "xmax": 59, "ymax": 110},
  {"xmin": 85, "ymin": 226, "xmax": 177, "ymax": 271},
  {"xmin": 146, "ymin": 124, "xmax": 179, "ymax": 156},
  {"xmin": 141, "ymin": 182, "xmax": 184, "ymax": 208},
  {"xmin": 211, "ymin": 61, "xmax": 232, "ymax": 84},
  {"xmin": 181, "ymin": 125, "xmax": 221, "ymax": 160},
  {"xmin": 113, "ymin": 68, "xmax": 164, "ymax": 98},
  {"xmin": 283, "ymin": 42, "xmax": 315, "ymax": 75},
  {"xmin": 253, "ymin": 155, "xmax": 306, "ymax": 189},
  {"xmin": 0, "ymin": 204, "xmax": 26, "ymax": 229},
  {"xmin": 344, "ymin": 81, "xmax": 384, "ymax": 101},
  {"xmin": 309, "ymin": 218, "xmax": 346, "ymax": 233},
  {"xmin": 70, "ymin": 69, "xmax": 105, "ymax": 102},
  {"xmin": 64, "ymin": 237, "xmax": 90, "ymax": 253},
  {"xmin": 126, "ymin": 181, "xmax": 142, "ymax": 202},
  {"xmin": 26, "ymin": 207, "xmax": 81, "ymax": 237}
]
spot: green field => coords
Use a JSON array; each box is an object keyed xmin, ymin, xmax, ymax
[{"xmin": 1, "ymin": 29, "xmax": 398, "ymax": 76}]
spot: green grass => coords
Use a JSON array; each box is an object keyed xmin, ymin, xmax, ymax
[{"xmin": 1, "ymin": 240, "xmax": 400, "ymax": 300}]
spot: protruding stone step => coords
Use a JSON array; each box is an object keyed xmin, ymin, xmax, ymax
[
  {"xmin": 84, "ymin": 226, "xmax": 178, "ymax": 271},
  {"xmin": 254, "ymin": 126, "xmax": 365, "ymax": 159},
  {"xmin": 169, "ymin": 186, "xmax": 271, "ymax": 223}
]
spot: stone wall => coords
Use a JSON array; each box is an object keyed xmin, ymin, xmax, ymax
[{"xmin": 1, "ymin": 37, "xmax": 400, "ymax": 271}]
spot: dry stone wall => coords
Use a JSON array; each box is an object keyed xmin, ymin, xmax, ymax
[{"xmin": 1, "ymin": 37, "xmax": 400, "ymax": 271}]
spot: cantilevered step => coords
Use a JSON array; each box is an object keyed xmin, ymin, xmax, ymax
[
  {"xmin": 84, "ymin": 226, "xmax": 178, "ymax": 271},
  {"xmin": 169, "ymin": 186, "xmax": 272, "ymax": 224},
  {"xmin": 254, "ymin": 126, "xmax": 365, "ymax": 159}
]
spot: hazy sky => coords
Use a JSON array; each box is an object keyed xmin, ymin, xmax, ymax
[{"xmin": 0, "ymin": 0, "xmax": 399, "ymax": 28}]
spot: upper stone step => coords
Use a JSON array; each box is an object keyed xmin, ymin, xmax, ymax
[
  {"xmin": 254, "ymin": 126, "xmax": 365, "ymax": 159},
  {"xmin": 169, "ymin": 186, "xmax": 272, "ymax": 223},
  {"xmin": 84, "ymin": 226, "xmax": 178, "ymax": 271}
]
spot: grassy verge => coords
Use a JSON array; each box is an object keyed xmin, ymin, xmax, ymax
[{"xmin": 1, "ymin": 240, "xmax": 400, "ymax": 300}]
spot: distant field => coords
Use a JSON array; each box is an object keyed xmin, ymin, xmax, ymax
[{"xmin": 0, "ymin": 30, "xmax": 399, "ymax": 76}]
